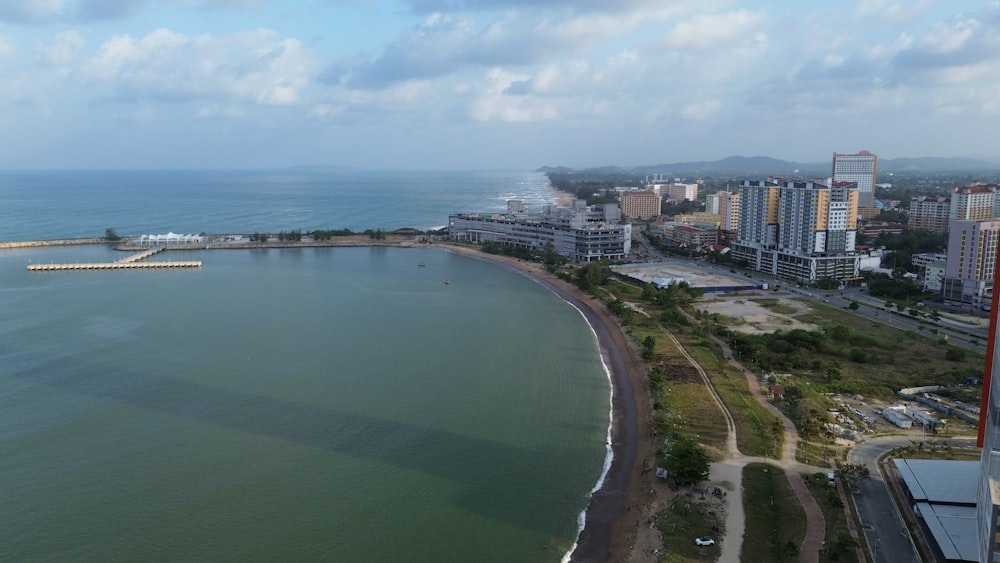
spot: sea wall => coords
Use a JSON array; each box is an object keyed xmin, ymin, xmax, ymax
[{"xmin": 0, "ymin": 238, "xmax": 107, "ymax": 249}]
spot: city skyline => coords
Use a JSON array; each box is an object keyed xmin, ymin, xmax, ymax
[{"xmin": 0, "ymin": 1, "xmax": 997, "ymax": 170}]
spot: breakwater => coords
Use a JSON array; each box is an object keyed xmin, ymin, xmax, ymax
[{"xmin": 1, "ymin": 238, "xmax": 106, "ymax": 249}]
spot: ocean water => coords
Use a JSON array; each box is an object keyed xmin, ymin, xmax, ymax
[
  {"xmin": 0, "ymin": 169, "xmax": 558, "ymax": 241},
  {"xmin": 0, "ymin": 171, "xmax": 611, "ymax": 562}
]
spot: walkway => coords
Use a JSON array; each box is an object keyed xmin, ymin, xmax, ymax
[
  {"xmin": 27, "ymin": 247, "xmax": 201, "ymax": 271},
  {"xmin": 707, "ymin": 333, "xmax": 827, "ymax": 563}
]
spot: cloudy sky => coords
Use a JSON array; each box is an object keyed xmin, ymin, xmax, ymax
[{"xmin": 0, "ymin": 0, "xmax": 996, "ymax": 169}]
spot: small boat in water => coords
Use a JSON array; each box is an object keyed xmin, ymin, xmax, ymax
[
  {"xmin": 418, "ymin": 263, "xmax": 426, "ymax": 267},
  {"xmin": 443, "ymin": 279, "xmax": 451, "ymax": 285}
]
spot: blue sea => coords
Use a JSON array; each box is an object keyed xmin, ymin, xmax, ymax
[
  {"xmin": 0, "ymin": 170, "xmax": 611, "ymax": 562},
  {"xmin": 0, "ymin": 169, "xmax": 561, "ymax": 241}
]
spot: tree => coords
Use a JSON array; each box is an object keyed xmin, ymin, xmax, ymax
[
  {"xmin": 664, "ymin": 435, "xmax": 710, "ymax": 486},
  {"xmin": 574, "ymin": 262, "xmax": 611, "ymax": 290},
  {"xmin": 848, "ymin": 301, "xmax": 860, "ymax": 310},
  {"xmin": 835, "ymin": 463, "xmax": 870, "ymax": 488},
  {"xmin": 105, "ymin": 228, "xmax": 121, "ymax": 241},
  {"xmin": 641, "ymin": 335, "xmax": 657, "ymax": 361}
]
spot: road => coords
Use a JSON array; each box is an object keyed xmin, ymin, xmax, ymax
[
  {"xmin": 631, "ymin": 241, "xmax": 989, "ymax": 354},
  {"xmin": 847, "ymin": 437, "xmax": 922, "ymax": 563}
]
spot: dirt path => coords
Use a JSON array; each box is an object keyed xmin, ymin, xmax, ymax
[
  {"xmin": 616, "ymin": 290, "xmax": 827, "ymax": 562},
  {"xmin": 709, "ymin": 334, "xmax": 827, "ymax": 562}
]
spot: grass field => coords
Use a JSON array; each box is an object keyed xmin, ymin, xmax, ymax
[{"xmin": 740, "ymin": 463, "xmax": 808, "ymax": 563}]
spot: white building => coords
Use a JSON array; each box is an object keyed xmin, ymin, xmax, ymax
[{"xmin": 449, "ymin": 200, "xmax": 632, "ymax": 262}]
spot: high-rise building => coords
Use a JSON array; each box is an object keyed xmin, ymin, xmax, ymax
[
  {"xmin": 942, "ymin": 220, "xmax": 1000, "ymax": 310},
  {"xmin": 719, "ymin": 191, "xmax": 741, "ymax": 234},
  {"xmin": 621, "ymin": 190, "xmax": 661, "ymax": 220},
  {"xmin": 978, "ymin": 249, "xmax": 1000, "ymax": 562},
  {"xmin": 732, "ymin": 178, "xmax": 861, "ymax": 282},
  {"xmin": 666, "ymin": 183, "xmax": 698, "ymax": 201},
  {"xmin": 705, "ymin": 193, "xmax": 723, "ymax": 215},
  {"xmin": 909, "ymin": 195, "xmax": 952, "ymax": 233},
  {"xmin": 706, "ymin": 191, "xmax": 741, "ymax": 232},
  {"xmin": 952, "ymin": 183, "xmax": 999, "ymax": 222},
  {"xmin": 832, "ymin": 150, "xmax": 878, "ymax": 219}
]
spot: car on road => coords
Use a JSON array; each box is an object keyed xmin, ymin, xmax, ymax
[{"xmin": 694, "ymin": 537, "xmax": 715, "ymax": 546}]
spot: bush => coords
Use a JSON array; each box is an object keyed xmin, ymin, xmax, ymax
[{"xmin": 945, "ymin": 348, "xmax": 966, "ymax": 362}]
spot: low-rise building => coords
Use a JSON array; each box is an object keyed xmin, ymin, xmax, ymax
[
  {"xmin": 449, "ymin": 199, "xmax": 632, "ymax": 262},
  {"xmin": 664, "ymin": 224, "xmax": 719, "ymax": 248}
]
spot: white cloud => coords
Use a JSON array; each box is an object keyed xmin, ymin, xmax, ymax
[
  {"xmin": 0, "ymin": 35, "xmax": 15, "ymax": 58},
  {"xmin": 196, "ymin": 105, "xmax": 246, "ymax": 119},
  {"xmin": 680, "ymin": 99, "xmax": 721, "ymax": 121},
  {"xmin": 918, "ymin": 18, "xmax": 979, "ymax": 54},
  {"xmin": 471, "ymin": 67, "xmax": 557, "ymax": 122},
  {"xmin": 81, "ymin": 28, "xmax": 317, "ymax": 106},
  {"xmin": 854, "ymin": 0, "xmax": 933, "ymax": 24},
  {"xmin": 36, "ymin": 30, "xmax": 84, "ymax": 66},
  {"xmin": 661, "ymin": 9, "xmax": 767, "ymax": 51}
]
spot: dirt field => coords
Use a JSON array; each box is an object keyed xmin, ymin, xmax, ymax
[{"xmin": 696, "ymin": 294, "xmax": 820, "ymax": 334}]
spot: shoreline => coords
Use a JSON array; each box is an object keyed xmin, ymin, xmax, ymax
[{"xmin": 434, "ymin": 243, "xmax": 654, "ymax": 563}]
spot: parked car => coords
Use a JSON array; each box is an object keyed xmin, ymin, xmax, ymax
[{"xmin": 695, "ymin": 537, "xmax": 715, "ymax": 546}]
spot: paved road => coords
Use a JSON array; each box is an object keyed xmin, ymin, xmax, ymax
[{"xmin": 848, "ymin": 437, "xmax": 925, "ymax": 563}]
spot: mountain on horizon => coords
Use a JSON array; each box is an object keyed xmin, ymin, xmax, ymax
[{"xmin": 538, "ymin": 155, "xmax": 1000, "ymax": 175}]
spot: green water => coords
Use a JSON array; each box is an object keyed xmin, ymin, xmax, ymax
[{"xmin": 0, "ymin": 246, "xmax": 610, "ymax": 562}]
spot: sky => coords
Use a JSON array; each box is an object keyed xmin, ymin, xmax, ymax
[{"xmin": 0, "ymin": 0, "xmax": 997, "ymax": 169}]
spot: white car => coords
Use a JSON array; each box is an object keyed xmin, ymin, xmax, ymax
[{"xmin": 695, "ymin": 537, "xmax": 715, "ymax": 546}]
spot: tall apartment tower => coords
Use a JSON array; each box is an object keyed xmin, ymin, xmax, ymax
[
  {"xmin": 942, "ymin": 220, "xmax": 1000, "ymax": 309},
  {"xmin": 909, "ymin": 195, "xmax": 952, "ymax": 232},
  {"xmin": 952, "ymin": 183, "xmax": 999, "ymax": 222},
  {"xmin": 705, "ymin": 193, "xmax": 723, "ymax": 215},
  {"xmin": 978, "ymin": 240, "xmax": 1000, "ymax": 562},
  {"xmin": 832, "ymin": 150, "xmax": 878, "ymax": 219},
  {"xmin": 737, "ymin": 180, "xmax": 781, "ymax": 248},
  {"xmin": 706, "ymin": 191, "xmax": 741, "ymax": 230},
  {"xmin": 733, "ymin": 178, "xmax": 860, "ymax": 281},
  {"xmin": 719, "ymin": 191, "xmax": 741, "ymax": 233}
]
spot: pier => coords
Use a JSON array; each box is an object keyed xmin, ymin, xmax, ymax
[{"xmin": 27, "ymin": 247, "xmax": 201, "ymax": 272}]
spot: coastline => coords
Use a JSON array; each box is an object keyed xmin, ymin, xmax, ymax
[{"xmin": 434, "ymin": 243, "xmax": 655, "ymax": 563}]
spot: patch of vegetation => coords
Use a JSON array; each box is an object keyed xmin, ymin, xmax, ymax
[
  {"xmin": 655, "ymin": 494, "xmax": 723, "ymax": 562},
  {"xmin": 740, "ymin": 464, "xmax": 806, "ymax": 563},
  {"xmin": 803, "ymin": 473, "xmax": 861, "ymax": 563},
  {"xmin": 750, "ymin": 298, "xmax": 799, "ymax": 315},
  {"xmin": 684, "ymin": 344, "xmax": 783, "ymax": 458}
]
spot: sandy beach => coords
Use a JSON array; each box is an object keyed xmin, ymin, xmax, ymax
[{"xmin": 435, "ymin": 243, "xmax": 656, "ymax": 563}]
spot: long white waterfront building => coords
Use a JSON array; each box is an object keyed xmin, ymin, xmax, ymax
[{"xmin": 449, "ymin": 200, "xmax": 632, "ymax": 262}]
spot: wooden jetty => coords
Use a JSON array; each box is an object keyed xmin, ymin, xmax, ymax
[{"xmin": 27, "ymin": 246, "xmax": 201, "ymax": 272}]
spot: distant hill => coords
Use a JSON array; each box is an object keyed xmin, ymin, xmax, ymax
[
  {"xmin": 288, "ymin": 164, "xmax": 361, "ymax": 172},
  {"xmin": 637, "ymin": 156, "xmax": 806, "ymax": 175},
  {"xmin": 878, "ymin": 156, "xmax": 1000, "ymax": 172},
  {"xmin": 540, "ymin": 155, "xmax": 1000, "ymax": 177}
]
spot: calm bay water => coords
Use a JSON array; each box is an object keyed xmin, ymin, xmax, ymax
[{"xmin": 0, "ymin": 171, "xmax": 610, "ymax": 562}]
